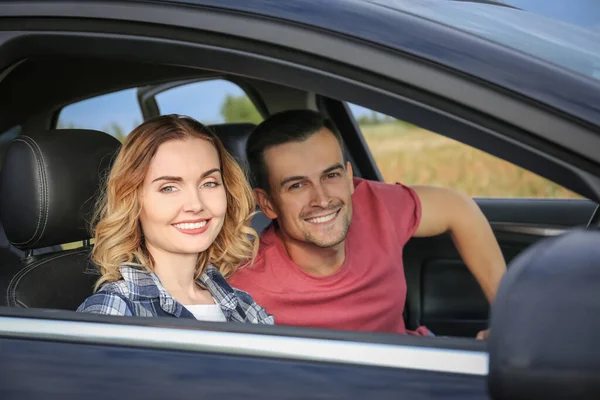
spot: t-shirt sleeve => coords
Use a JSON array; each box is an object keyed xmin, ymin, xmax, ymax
[{"xmin": 374, "ymin": 181, "xmax": 422, "ymax": 246}]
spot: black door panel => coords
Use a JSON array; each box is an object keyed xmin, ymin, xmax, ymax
[
  {"xmin": 404, "ymin": 198, "xmax": 597, "ymax": 338},
  {"xmin": 476, "ymin": 198, "xmax": 596, "ymax": 226}
]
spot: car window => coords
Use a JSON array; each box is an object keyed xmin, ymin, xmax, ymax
[
  {"xmin": 56, "ymin": 88, "xmax": 143, "ymax": 141},
  {"xmin": 155, "ymin": 79, "xmax": 263, "ymax": 125},
  {"xmin": 56, "ymin": 80, "xmax": 263, "ymax": 141},
  {"xmin": 348, "ymin": 103, "xmax": 580, "ymax": 198}
]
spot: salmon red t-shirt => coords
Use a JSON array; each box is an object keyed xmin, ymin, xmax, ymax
[{"xmin": 230, "ymin": 178, "xmax": 429, "ymax": 335}]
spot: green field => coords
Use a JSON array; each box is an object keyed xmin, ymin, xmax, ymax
[{"xmin": 360, "ymin": 123, "xmax": 580, "ymax": 199}]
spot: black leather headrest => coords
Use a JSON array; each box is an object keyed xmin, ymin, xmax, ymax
[
  {"xmin": 0, "ymin": 129, "xmax": 121, "ymax": 250},
  {"xmin": 488, "ymin": 230, "xmax": 600, "ymax": 400},
  {"xmin": 209, "ymin": 123, "xmax": 256, "ymax": 163}
]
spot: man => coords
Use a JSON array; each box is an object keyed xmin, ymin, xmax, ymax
[{"xmin": 230, "ymin": 110, "xmax": 506, "ymax": 338}]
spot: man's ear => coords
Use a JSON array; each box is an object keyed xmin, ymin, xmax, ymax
[
  {"xmin": 254, "ymin": 188, "xmax": 278, "ymax": 220},
  {"xmin": 346, "ymin": 161, "xmax": 355, "ymax": 194}
]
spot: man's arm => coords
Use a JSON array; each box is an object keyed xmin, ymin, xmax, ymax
[{"xmin": 411, "ymin": 186, "xmax": 506, "ymax": 302}]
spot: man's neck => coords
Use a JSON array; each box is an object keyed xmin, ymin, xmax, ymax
[{"xmin": 276, "ymin": 230, "xmax": 346, "ymax": 277}]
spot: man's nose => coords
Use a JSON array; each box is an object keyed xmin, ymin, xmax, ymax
[{"xmin": 309, "ymin": 184, "xmax": 331, "ymax": 208}]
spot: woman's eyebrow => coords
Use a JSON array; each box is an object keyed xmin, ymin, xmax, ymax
[
  {"xmin": 201, "ymin": 168, "xmax": 222, "ymax": 178},
  {"xmin": 151, "ymin": 175, "xmax": 182, "ymax": 183},
  {"xmin": 151, "ymin": 168, "xmax": 221, "ymax": 184}
]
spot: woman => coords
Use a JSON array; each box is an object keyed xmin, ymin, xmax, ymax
[{"xmin": 77, "ymin": 115, "xmax": 273, "ymax": 324}]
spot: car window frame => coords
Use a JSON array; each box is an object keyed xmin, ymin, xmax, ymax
[{"xmin": 137, "ymin": 76, "xmax": 270, "ymax": 122}]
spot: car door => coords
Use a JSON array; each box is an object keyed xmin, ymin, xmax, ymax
[
  {"xmin": 404, "ymin": 197, "xmax": 596, "ymax": 337},
  {"xmin": 0, "ymin": 309, "xmax": 489, "ymax": 400}
]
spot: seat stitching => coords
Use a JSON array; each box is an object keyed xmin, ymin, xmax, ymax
[
  {"xmin": 9, "ymin": 138, "xmax": 43, "ymax": 246},
  {"xmin": 8, "ymin": 248, "xmax": 90, "ymax": 306},
  {"xmin": 25, "ymin": 136, "xmax": 50, "ymax": 248},
  {"xmin": 7, "ymin": 248, "xmax": 91, "ymax": 306}
]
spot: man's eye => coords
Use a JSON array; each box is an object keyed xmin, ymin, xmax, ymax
[
  {"xmin": 160, "ymin": 185, "xmax": 177, "ymax": 193},
  {"xmin": 328, "ymin": 172, "xmax": 341, "ymax": 179},
  {"xmin": 289, "ymin": 182, "xmax": 302, "ymax": 190}
]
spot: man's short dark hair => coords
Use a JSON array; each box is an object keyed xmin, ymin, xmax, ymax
[{"xmin": 246, "ymin": 109, "xmax": 344, "ymax": 191}]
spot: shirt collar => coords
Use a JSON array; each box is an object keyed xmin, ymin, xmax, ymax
[
  {"xmin": 119, "ymin": 264, "xmax": 182, "ymax": 315},
  {"xmin": 119, "ymin": 263, "xmax": 238, "ymax": 315},
  {"xmin": 200, "ymin": 264, "xmax": 239, "ymax": 312}
]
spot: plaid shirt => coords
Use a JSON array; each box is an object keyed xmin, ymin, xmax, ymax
[{"xmin": 77, "ymin": 264, "xmax": 274, "ymax": 324}]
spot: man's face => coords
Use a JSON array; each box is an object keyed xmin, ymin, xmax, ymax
[{"xmin": 258, "ymin": 128, "xmax": 354, "ymax": 248}]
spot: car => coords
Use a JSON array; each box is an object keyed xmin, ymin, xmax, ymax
[{"xmin": 0, "ymin": 0, "xmax": 599, "ymax": 398}]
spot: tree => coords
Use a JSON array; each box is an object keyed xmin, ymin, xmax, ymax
[
  {"xmin": 104, "ymin": 122, "xmax": 126, "ymax": 142},
  {"xmin": 220, "ymin": 95, "xmax": 262, "ymax": 124},
  {"xmin": 56, "ymin": 120, "xmax": 76, "ymax": 129}
]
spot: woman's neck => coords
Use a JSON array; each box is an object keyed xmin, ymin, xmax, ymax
[{"xmin": 146, "ymin": 242, "xmax": 213, "ymax": 305}]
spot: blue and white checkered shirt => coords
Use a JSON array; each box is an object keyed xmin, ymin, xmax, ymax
[{"xmin": 77, "ymin": 264, "xmax": 274, "ymax": 324}]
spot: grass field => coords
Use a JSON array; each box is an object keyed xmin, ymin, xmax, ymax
[{"xmin": 360, "ymin": 123, "xmax": 580, "ymax": 199}]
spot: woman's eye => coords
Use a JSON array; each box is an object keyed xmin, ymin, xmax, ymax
[
  {"xmin": 202, "ymin": 181, "xmax": 219, "ymax": 189},
  {"xmin": 160, "ymin": 185, "xmax": 177, "ymax": 193}
]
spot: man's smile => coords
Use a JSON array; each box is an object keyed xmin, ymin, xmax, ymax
[{"xmin": 304, "ymin": 209, "xmax": 340, "ymax": 225}]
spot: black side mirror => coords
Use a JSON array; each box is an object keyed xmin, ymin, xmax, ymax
[{"xmin": 488, "ymin": 230, "xmax": 600, "ymax": 400}]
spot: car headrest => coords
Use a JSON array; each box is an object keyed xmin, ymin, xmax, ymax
[
  {"xmin": 0, "ymin": 129, "xmax": 121, "ymax": 250},
  {"xmin": 209, "ymin": 123, "xmax": 256, "ymax": 164},
  {"xmin": 488, "ymin": 229, "xmax": 600, "ymax": 399}
]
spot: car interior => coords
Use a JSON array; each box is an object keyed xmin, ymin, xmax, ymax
[{"xmin": 0, "ymin": 55, "xmax": 597, "ymax": 339}]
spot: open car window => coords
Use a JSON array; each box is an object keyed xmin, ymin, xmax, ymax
[
  {"xmin": 155, "ymin": 79, "xmax": 263, "ymax": 125},
  {"xmin": 55, "ymin": 79, "xmax": 264, "ymax": 139},
  {"xmin": 347, "ymin": 103, "xmax": 582, "ymax": 199},
  {"xmin": 56, "ymin": 88, "xmax": 143, "ymax": 140}
]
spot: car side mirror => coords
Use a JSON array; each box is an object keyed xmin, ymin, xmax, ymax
[{"xmin": 488, "ymin": 230, "xmax": 600, "ymax": 400}]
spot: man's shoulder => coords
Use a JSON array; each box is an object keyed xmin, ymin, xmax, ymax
[
  {"xmin": 231, "ymin": 247, "xmax": 272, "ymax": 280},
  {"xmin": 351, "ymin": 178, "xmax": 422, "ymax": 244},
  {"xmin": 229, "ymin": 238, "xmax": 281, "ymax": 290},
  {"xmin": 352, "ymin": 177, "xmax": 415, "ymax": 203}
]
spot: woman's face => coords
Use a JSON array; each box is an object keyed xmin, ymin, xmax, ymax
[{"xmin": 139, "ymin": 138, "xmax": 227, "ymax": 259}]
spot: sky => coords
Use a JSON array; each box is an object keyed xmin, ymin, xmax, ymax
[
  {"xmin": 504, "ymin": 0, "xmax": 600, "ymax": 29},
  {"xmin": 58, "ymin": 0, "xmax": 600, "ymax": 134}
]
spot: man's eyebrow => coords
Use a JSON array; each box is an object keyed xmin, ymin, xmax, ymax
[
  {"xmin": 323, "ymin": 163, "xmax": 344, "ymax": 174},
  {"xmin": 280, "ymin": 175, "xmax": 307, "ymax": 188},
  {"xmin": 151, "ymin": 168, "xmax": 221, "ymax": 183},
  {"xmin": 279, "ymin": 163, "xmax": 344, "ymax": 188}
]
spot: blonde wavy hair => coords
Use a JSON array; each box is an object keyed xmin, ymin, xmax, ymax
[{"xmin": 92, "ymin": 114, "xmax": 258, "ymax": 290}]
